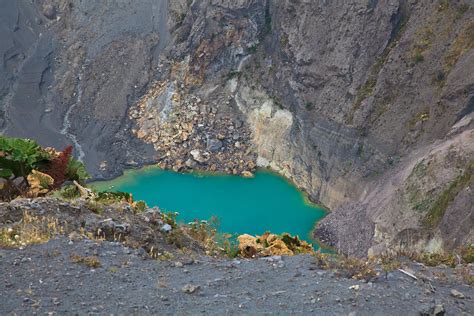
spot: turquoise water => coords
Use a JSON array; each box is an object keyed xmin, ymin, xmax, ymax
[{"xmin": 92, "ymin": 167, "xmax": 326, "ymax": 246}]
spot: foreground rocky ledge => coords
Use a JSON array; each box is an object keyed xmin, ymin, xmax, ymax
[
  {"xmin": 0, "ymin": 197, "xmax": 473, "ymax": 314},
  {"xmin": 0, "ymin": 237, "xmax": 472, "ymax": 315}
]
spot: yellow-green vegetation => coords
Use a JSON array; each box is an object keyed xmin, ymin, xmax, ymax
[
  {"xmin": 95, "ymin": 191, "xmax": 133, "ymax": 205},
  {"xmin": 423, "ymin": 160, "xmax": 473, "ymax": 227},
  {"xmin": 70, "ymin": 253, "xmax": 102, "ymax": 268},
  {"xmin": 313, "ymin": 252, "xmax": 377, "ymax": 280},
  {"xmin": 0, "ymin": 211, "xmax": 64, "ymax": 248},
  {"xmin": 410, "ymin": 27, "xmax": 433, "ymax": 64},
  {"xmin": 408, "ymin": 111, "xmax": 430, "ymax": 129},
  {"xmin": 85, "ymin": 200, "xmax": 104, "ymax": 214},
  {"xmin": 443, "ymin": 21, "xmax": 474, "ymax": 73},
  {"xmin": 437, "ymin": 0, "xmax": 450, "ymax": 12},
  {"xmin": 165, "ymin": 229, "xmax": 187, "ymax": 249},
  {"xmin": 280, "ymin": 33, "xmax": 289, "ymax": 47},
  {"xmin": 314, "ymin": 245, "xmax": 473, "ymax": 281}
]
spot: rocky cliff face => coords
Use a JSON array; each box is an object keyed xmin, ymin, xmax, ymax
[{"xmin": 1, "ymin": 0, "xmax": 473, "ymax": 257}]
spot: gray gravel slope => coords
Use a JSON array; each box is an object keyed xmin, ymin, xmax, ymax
[{"xmin": 1, "ymin": 238, "xmax": 472, "ymax": 315}]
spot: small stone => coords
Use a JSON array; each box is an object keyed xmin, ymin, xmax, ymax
[
  {"xmin": 185, "ymin": 158, "xmax": 197, "ymax": 168},
  {"xmin": 420, "ymin": 303, "xmax": 445, "ymax": 316},
  {"xmin": 182, "ymin": 284, "xmax": 200, "ymax": 294},
  {"xmin": 161, "ymin": 224, "xmax": 172, "ymax": 233},
  {"xmin": 450, "ymin": 289, "xmax": 464, "ymax": 299},
  {"xmin": 175, "ymin": 261, "xmax": 183, "ymax": 268},
  {"xmin": 241, "ymin": 171, "xmax": 254, "ymax": 178},
  {"xmin": 190, "ymin": 149, "xmax": 207, "ymax": 163},
  {"xmin": 349, "ymin": 285, "xmax": 359, "ymax": 291},
  {"xmin": 42, "ymin": 4, "xmax": 56, "ymax": 19}
]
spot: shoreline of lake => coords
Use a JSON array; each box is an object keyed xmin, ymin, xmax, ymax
[{"xmin": 91, "ymin": 166, "xmax": 327, "ymax": 248}]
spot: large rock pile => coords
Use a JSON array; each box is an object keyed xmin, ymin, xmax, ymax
[
  {"xmin": 237, "ymin": 232, "xmax": 314, "ymax": 257},
  {"xmin": 129, "ymin": 78, "xmax": 257, "ymax": 176}
]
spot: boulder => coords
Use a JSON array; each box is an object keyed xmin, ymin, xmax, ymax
[
  {"xmin": 206, "ymin": 139, "xmax": 223, "ymax": 152},
  {"xmin": 261, "ymin": 239, "xmax": 294, "ymax": 256},
  {"xmin": 161, "ymin": 223, "xmax": 172, "ymax": 233},
  {"xmin": 237, "ymin": 234, "xmax": 263, "ymax": 257},
  {"xmin": 185, "ymin": 158, "xmax": 197, "ymax": 168},
  {"xmin": 190, "ymin": 149, "xmax": 207, "ymax": 163},
  {"xmin": 27, "ymin": 170, "xmax": 54, "ymax": 197},
  {"xmin": 42, "ymin": 3, "xmax": 56, "ymax": 20}
]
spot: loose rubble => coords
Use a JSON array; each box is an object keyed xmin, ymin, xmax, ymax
[{"xmin": 129, "ymin": 79, "xmax": 257, "ymax": 176}]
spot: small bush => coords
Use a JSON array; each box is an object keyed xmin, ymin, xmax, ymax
[
  {"xmin": 70, "ymin": 253, "xmax": 101, "ymax": 268},
  {"xmin": 313, "ymin": 252, "xmax": 377, "ymax": 280},
  {"xmin": 45, "ymin": 146, "xmax": 72, "ymax": 189},
  {"xmin": 85, "ymin": 200, "xmax": 104, "ymax": 214},
  {"xmin": 413, "ymin": 52, "xmax": 424, "ymax": 63},
  {"xmin": 96, "ymin": 191, "xmax": 133, "ymax": 204},
  {"xmin": 247, "ymin": 44, "xmax": 258, "ymax": 54},
  {"xmin": 226, "ymin": 70, "xmax": 241, "ymax": 80},
  {"xmin": 55, "ymin": 185, "xmax": 80, "ymax": 199},
  {"xmin": 133, "ymin": 200, "xmax": 147, "ymax": 213}
]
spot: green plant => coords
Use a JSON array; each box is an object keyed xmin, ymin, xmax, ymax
[
  {"xmin": 437, "ymin": 0, "xmax": 450, "ymax": 12},
  {"xmin": 413, "ymin": 52, "xmax": 424, "ymax": 63},
  {"xmin": 280, "ymin": 33, "xmax": 289, "ymax": 47},
  {"xmin": 85, "ymin": 200, "xmax": 104, "ymax": 214},
  {"xmin": 164, "ymin": 211, "xmax": 178, "ymax": 228},
  {"xmin": 247, "ymin": 44, "xmax": 258, "ymax": 54},
  {"xmin": 456, "ymin": 4, "xmax": 469, "ymax": 17},
  {"xmin": 133, "ymin": 200, "xmax": 147, "ymax": 213},
  {"xmin": 433, "ymin": 70, "xmax": 446, "ymax": 86},
  {"xmin": 0, "ymin": 136, "xmax": 50, "ymax": 179},
  {"xmin": 66, "ymin": 157, "xmax": 89, "ymax": 183},
  {"xmin": 226, "ymin": 70, "xmax": 241, "ymax": 80},
  {"xmin": 305, "ymin": 102, "xmax": 314, "ymax": 111},
  {"xmin": 54, "ymin": 185, "xmax": 80, "ymax": 199},
  {"xmin": 96, "ymin": 191, "xmax": 133, "ymax": 204},
  {"xmin": 221, "ymin": 234, "xmax": 240, "ymax": 258},
  {"xmin": 166, "ymin": 229, "xmax": 186, "ymax": 248}
]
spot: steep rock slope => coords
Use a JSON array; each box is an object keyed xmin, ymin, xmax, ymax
[
  {"xmin": 1, "ymin": 0, "xmax": 473, "ymax": 256},
  {"xmin": 161, "ymin": 0, "xmax": 474, "ymax": 256}
]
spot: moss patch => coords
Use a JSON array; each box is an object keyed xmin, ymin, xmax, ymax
[
  {"xmin": 443, "ymin": 21, "xmax": 474, "ymax": 73},
  {"xmin": 423, "ymin": 160, "xmax": 474, "ymax": 227}
]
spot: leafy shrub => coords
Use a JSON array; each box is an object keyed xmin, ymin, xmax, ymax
[
  {"xmin": 133, "ymin": 200, "xmax": 147, "ymax": 213},
  {"xmin": 55, "ymin": 185, "xmax": 81, "ymax": 199},
  {"xmin": 85, "ymin": 200, "xmax": 104, "ymax": 214},
  {"xmin": 66, "ymin": 157, "xmax": 89, "ymax": 183},
  {"xmin": 0, "ymin": 136, "xmax": 50, "ymax": 179},
  {"xmin": 45, "ymin": 146, "xmax": 72, "ymax": 189},
  {"xmin": 413, "ymin": 52, "xmax": 424, "ymax": 63},
  {"xmin": 0, "ymin": 136, "xmax": 89, "ymax": 200},
  {"xmin": 96, "ymin": 191, "xmax": 133, "ymax": 204}
]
